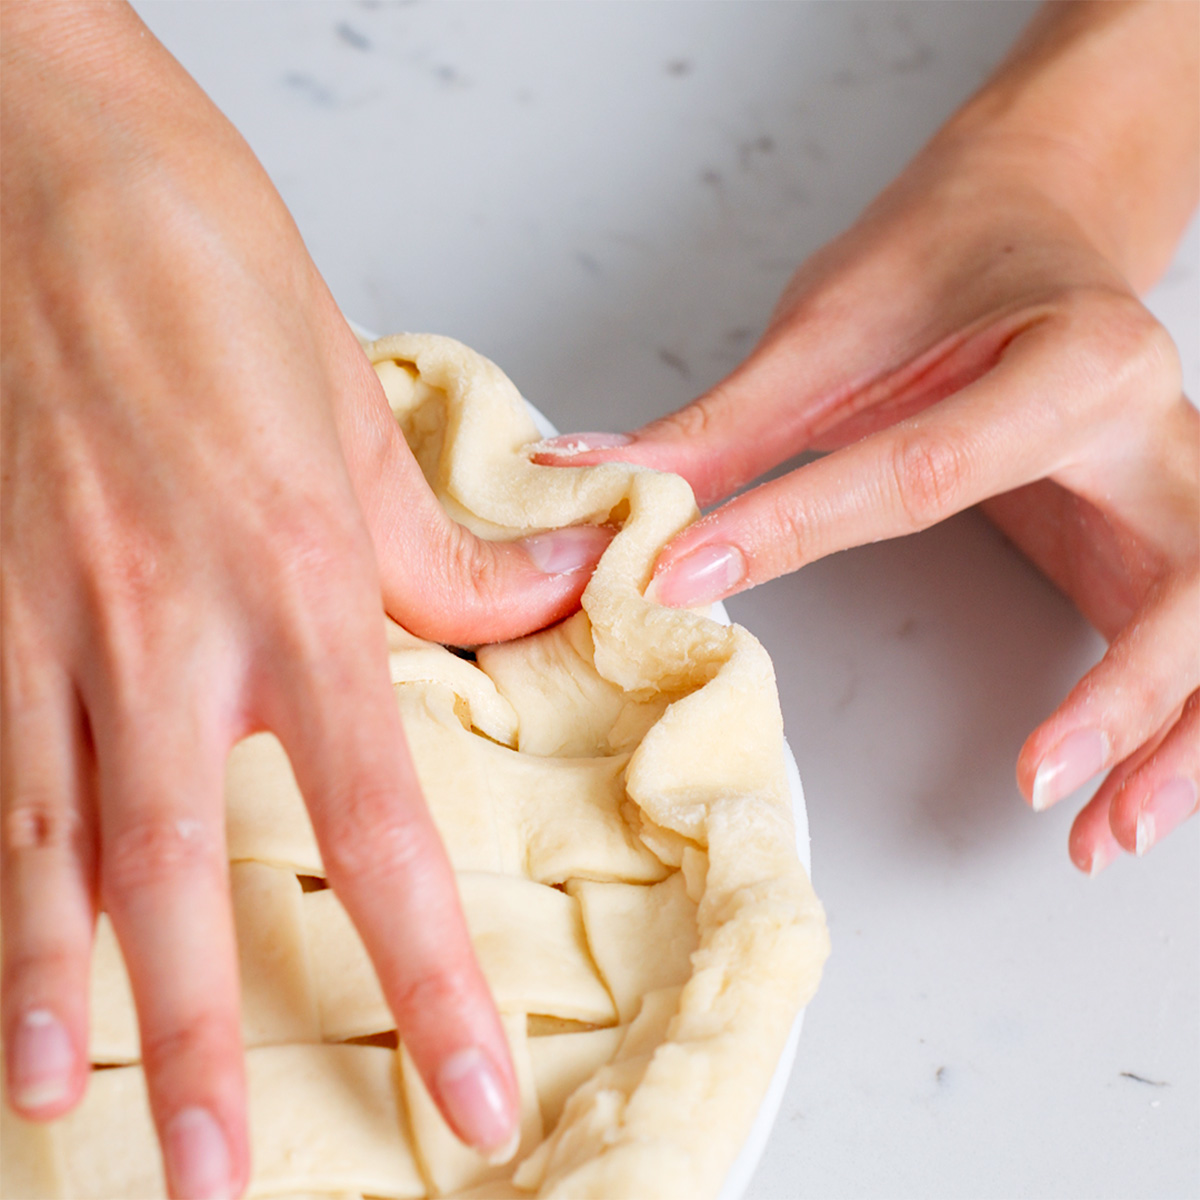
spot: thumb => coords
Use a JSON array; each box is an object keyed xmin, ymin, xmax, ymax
[{"xmin": 353, "ymin": 396, "xmax": 612, "ymax": 645}]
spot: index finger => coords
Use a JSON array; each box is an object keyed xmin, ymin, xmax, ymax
[{"xmin": 646, "ymin": 311, "xmax": 1166, "ymax": 606}]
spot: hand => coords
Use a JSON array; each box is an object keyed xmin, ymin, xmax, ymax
[
  {"xmin": 535, "ymin": 4, "xmax": 1199, "ymax": 873},
  {"xmin": 1, "ymin": 6, "xmax": 605, "ymax": 1196}
]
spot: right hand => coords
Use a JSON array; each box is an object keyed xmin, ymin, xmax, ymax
[
  {"xmin": 533, "ymin": 1, "xmax": 1199, "ymax": 876},
  {"xmin": 1, "ymin": 5, "xmax": 606, "ymax": 1196}
]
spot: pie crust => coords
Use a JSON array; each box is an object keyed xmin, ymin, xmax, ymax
[{"xmin": 0, "ymin": 334, "xmax": 829, "ymax": 1200}]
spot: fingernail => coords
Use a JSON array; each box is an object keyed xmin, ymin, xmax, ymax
[
  {"xmin": 648, "ymin": 543, "xmax": 747, "ymax": 607},
  {"xmin": 1135, "ymin": 777, "xmax": 1198, "ymax": 856},
  {"xmin": 10, "ymin": 1008, "xmax": 73, "ymax": 1110},
  {"xmin": 484, "ymin": 1124, "xmax": 522, "ymax": 1167},
  {"xmin": 530, "ymin": 432, "xmax": 633, "ymax": 457},
  {"xmin": 520, "ymin": 525, "xmax": 612, "ymax": 575},
  {"xmin": 164, "ymin": 1106, "xmax": 233, "ymax": 1200},
  {"xmin": 1087, "ymin": 839, "xmax": 1121, "ymax": 877},
  {"xmin": 1032, "ymin": 729, "xmax": 1109, "ymax": 812},
  {"xmin": 436, "ymin": 1046, "xmax": 516, "ymax": 1157}
]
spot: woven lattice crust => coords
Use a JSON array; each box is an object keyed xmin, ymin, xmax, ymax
[{"xmin": 0, "ymin": 334, "xmax": 829, "ymax": 1200}]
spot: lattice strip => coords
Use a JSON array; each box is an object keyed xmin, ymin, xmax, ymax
[
  {"xmin": 568, "ymin": 873, "xmax": 699, "ymax": 1022},
  {"xmin": 399, "ymin": 1014, "xmax": 540, "ymax": 1196}
]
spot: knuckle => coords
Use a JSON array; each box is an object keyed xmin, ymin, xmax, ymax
[
  {"xmin": 1162, "ymin": 690, "xmax": 1200, "ymax": 756},
  {"xmin": 391, "ymin": 968, "xmax": 475, "ymax": 1025},
  {"xmin": 1064, "ymin": 291, "xmax": 1182, "ymax": 406},
  {"xmin": 1097, "ymin": 618, "xmax": 1199, "ymax": 746},
  {"xmin": 1, "ymin": 597, "xmax": 50, "ymax": 706},
  {"xmin": 139, "ymin": 1008, "xmax": 239, "ymax": 1077},
  {"xmin": 250, "ymin": 475, "xmax": 361, "ymax": 570},
  {"xmin": 271, "ymin": 492, "xmax": 374, "ymax": 585},
  {"xmin": 102, "ymin": 816, "xmax": 222, "ymax": 900},
  {"xmin": 1, "ymin": 944, "xmax": 83, "ymax": 994},
  {"xmin": 1126, "ymin": 672, "xmax": 1170, "ymax": 731},
  {"xmin": 318, "ymin": 794, "xmax": 434, "ymax": 890},
  {"xmin": 88, "ymin": 532, "xmax": 167, "ymax": 615},
  {"xmin": 266, "ymin": 507, "xmax": 378, "ymax": 644},
  {"xmin": 78, "ymin": 535, "xmax": 179, "ymax": 668},
  {"xmin": 2, "ymin": 796, "xmax": 83, "ymax": 858},
  {"xmin": 761, "ymin": 497, "xmax": 813, "ymax": 563},
  {"xmin": 271, "ymin": 541, "xmax": 349, "ymax": 618},
  {"xmin": 74, "ymin": 551, "xmax": 196, "ymax": 699},
  {"xmin": 891, "ymin": 431, "xmax": 970, "ymax": 529},
  {"xmin": 443, "ymin": 522, "xmax": 502, "ymax": 606},
  {"xmin": 1132, "ymin": 320, "xmax": 1185, "ymax": 405},
  {"xmin": 274, "ymin": 520, "xmax": 357, "ymax": 592},
  {"xmin": 646, "ymin": 392, "xmax": 724, "ymax": 445}
]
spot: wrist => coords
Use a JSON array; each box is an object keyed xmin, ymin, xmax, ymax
[
  {"xmin": 1, "ymin": 0, "xmax": 302, "ymax": 283},
  {"xmin": 2, "ymin": 2, "xmax": 223, "ymax": 195},
  {"xmin": 924, "ymin": 2, "xmax": 1198, "ymax": 294},
  {"xmin": 3, "ymin": 3, "xmax": 150, "ymax": 138}
]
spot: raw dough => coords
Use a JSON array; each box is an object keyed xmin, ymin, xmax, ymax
[{"xmin": 0, "ymin": 333, "xmax": 828, "ymax": 1200}]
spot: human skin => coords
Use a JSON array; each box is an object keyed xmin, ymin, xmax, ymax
[
  {"xmin": 536, "ymin": 1, "xmax": 1200, "ymax": 874},
  {"xmin": 1, "ymin": 2, "xmax": 611, "ymax": 1196}
]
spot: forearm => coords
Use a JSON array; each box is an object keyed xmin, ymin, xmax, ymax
[{"xmin": 931, "ymin": 1, "xmax": 1199, "ymax": 293}]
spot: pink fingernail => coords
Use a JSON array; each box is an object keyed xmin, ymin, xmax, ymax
[
  {"xmin": 531, "ymin": 432, "xmax": 633, "ymax": 457},
  {"xmin": 520, "ymin": 525, "xmax": 612, "ymax": 575},
  {"xmin": 1135, "ymin": 777, "xmax": 1198, "ymax": 856},
  {"xmin": 1087, "ymin": 838, "xmax": 1121, "ymax": 878},
  {"xmin": 1031, "ymin": 729, "xmax": 1109, "ymax": 812},
  {"xmin": 648, "ymin": 543, "xmax": 747, "ymax": 607},
  {"xmin": 165, "ymin": 1106, "xmax": 233, "ymax": 1200},
  {"xmin": 436, "ymin": 1046, "xmax": 516, "ymax": 1156},
  {"xmin": 10, "ymin": 1008, "xmax": 74, "ymax": 1110}
]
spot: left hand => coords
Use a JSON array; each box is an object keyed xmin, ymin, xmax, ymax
[{"xmin": 1, "ymin": 6, "xmax": 606, "ymax": 1193}]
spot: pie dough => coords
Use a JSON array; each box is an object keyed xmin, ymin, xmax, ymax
[{"xmin": 0, "ymin": 333, "xmax": 829, "ymax": 1200}]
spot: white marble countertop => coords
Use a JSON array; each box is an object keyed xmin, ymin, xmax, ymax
[{"xmin": 136, "ymin": 3, "xmax": 1198, "ymax": 1197}]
